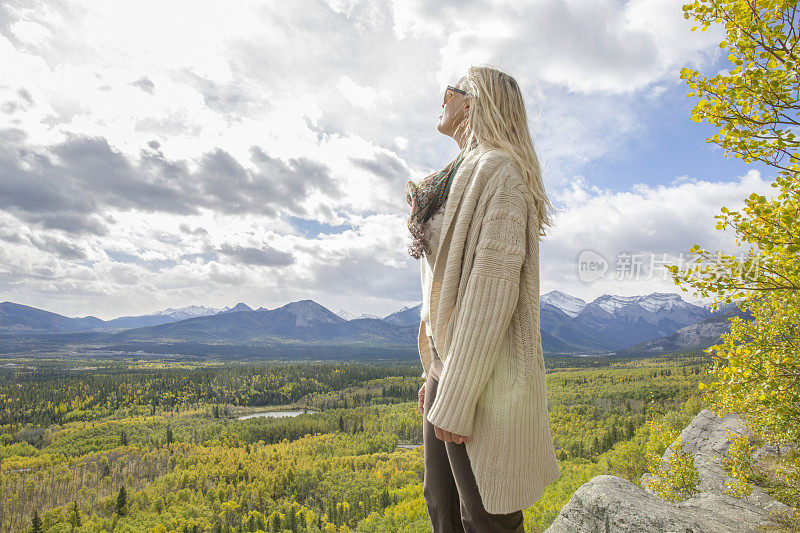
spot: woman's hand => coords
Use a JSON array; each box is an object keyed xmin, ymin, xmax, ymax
[
  {"xmin": 418, "ymin": 383, "xmax": 426, "ymax": 416},
  {"xmin": 434, "ymin": 426, "xmax": 470, "ymax": 444}
]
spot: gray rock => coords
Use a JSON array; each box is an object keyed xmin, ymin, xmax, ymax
[
  {"xmin": 545, "ymin": 474, "xmax": 777, "ymax": 532},
  {"xmin": 545, "ymin": 409, "xmax": 795, "ymax": 532}
]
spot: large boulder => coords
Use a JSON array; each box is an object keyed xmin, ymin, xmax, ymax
[
  {"xmin": 544, "ymin": 474, "xmax": 778, "ymax": 532},
  {"xmin": 545, "ymin": 409, "xmax": 795, "ymax": 532}
]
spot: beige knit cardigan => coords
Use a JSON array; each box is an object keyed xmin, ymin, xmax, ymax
[{"xmin": 417, "ymin": 147, "xmax": 561, "ymax": 514}]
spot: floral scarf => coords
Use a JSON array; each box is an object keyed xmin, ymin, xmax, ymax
[{"xmin": 405, "ymin": 151, "xmax": 465, "ymax": 259}]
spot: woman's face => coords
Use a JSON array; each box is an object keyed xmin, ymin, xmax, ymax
[{"xmin": 437, "ymin": 84, "xmax": 469, "ymax": 139}]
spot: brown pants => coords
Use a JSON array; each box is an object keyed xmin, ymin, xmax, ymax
[{"xmin": 423, "ymin": 373, "xmax": 525, "ymax": 532}]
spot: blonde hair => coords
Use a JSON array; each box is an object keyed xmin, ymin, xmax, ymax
[{"xmin": 453, "ymin": 65, "xmax": 555, "ymax": 238}]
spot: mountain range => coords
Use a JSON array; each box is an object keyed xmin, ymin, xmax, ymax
[{"xmin": 0, "ymin": 291, "xmax": 748, "ymax": 356}]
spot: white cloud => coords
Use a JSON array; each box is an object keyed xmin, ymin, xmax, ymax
[
  {"xmin": 337, "ymin": 75, "xmax": 384, "ymax": 109},
  {"xmin": 541, "ymin": 168, "xmax": 778, "ymax": 302},
  {"xmin": 9, "ymin": 19, "xmax": 51, "ymax": 46},
  {"xmin": 398, "ymin": 0, "xmax": 725, "ymax": 94}
]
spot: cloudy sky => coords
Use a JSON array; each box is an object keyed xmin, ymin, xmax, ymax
[{"xmin": 0, "ymin": 0, "xmax": 778, "ymax": 320}]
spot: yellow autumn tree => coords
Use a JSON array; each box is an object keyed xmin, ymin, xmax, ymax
[{"xmin": 668, "ymin": 0, "xmax": 799, "ymax": 516}]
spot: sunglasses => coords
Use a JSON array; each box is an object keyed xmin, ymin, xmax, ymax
[{"xmin": 443, "ymin": 85, "xmax": 467, "ymax": 106}]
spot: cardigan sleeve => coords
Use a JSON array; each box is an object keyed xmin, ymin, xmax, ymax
[{"xmin": 426, "ymin": 162, "xmax": 527, "ymax": 436}]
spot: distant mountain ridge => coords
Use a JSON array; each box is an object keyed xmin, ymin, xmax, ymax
[
  {"xmin": 0, "ymin": 291, "xmax": 736, "ymax": 356},
  {"xmin": 540, "ymin": 291, "xmax": 713, "ymax": 353},
  {"xmin": 0, "ymin": 301, "xmax": 231, "ymax": 333},
  {"xmin": 112, "ymin": 299, "xmax": 415, "ymax": 345}
]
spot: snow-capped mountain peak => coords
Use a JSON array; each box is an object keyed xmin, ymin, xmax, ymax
[
  {"xmin": 637, "ymin": 292, "xmax": 692, "ymax": 313},
  {"xmin": 591, "ymin": 292, "xmax": 692, "ymax": 314},
  {"xmin": 336, "ymin": 308, "xmax": 379, "ymax": 320},
  {"xmin": 540, "ymin": 290, "xmax": 587, "ymax": 318},
  {"xmin": 592, "ymin": 294, "xmax": 642, "ymax": 314},
  {"xmin": 147, "ymin": 305, "xmax": 224, "ymax": 320},
  {"xmin": 336, "ymin": 308, "xmax": 357, "ymax": 320}
]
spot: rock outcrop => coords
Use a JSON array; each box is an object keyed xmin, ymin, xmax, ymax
[{"xmin": 545, "ymin": 409, "xmax": 796, "ymax": 532}]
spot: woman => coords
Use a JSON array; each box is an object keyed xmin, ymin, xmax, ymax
[{"xmin": 405, "ymin": 65, "xmax": 561, "ymax": 532}]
